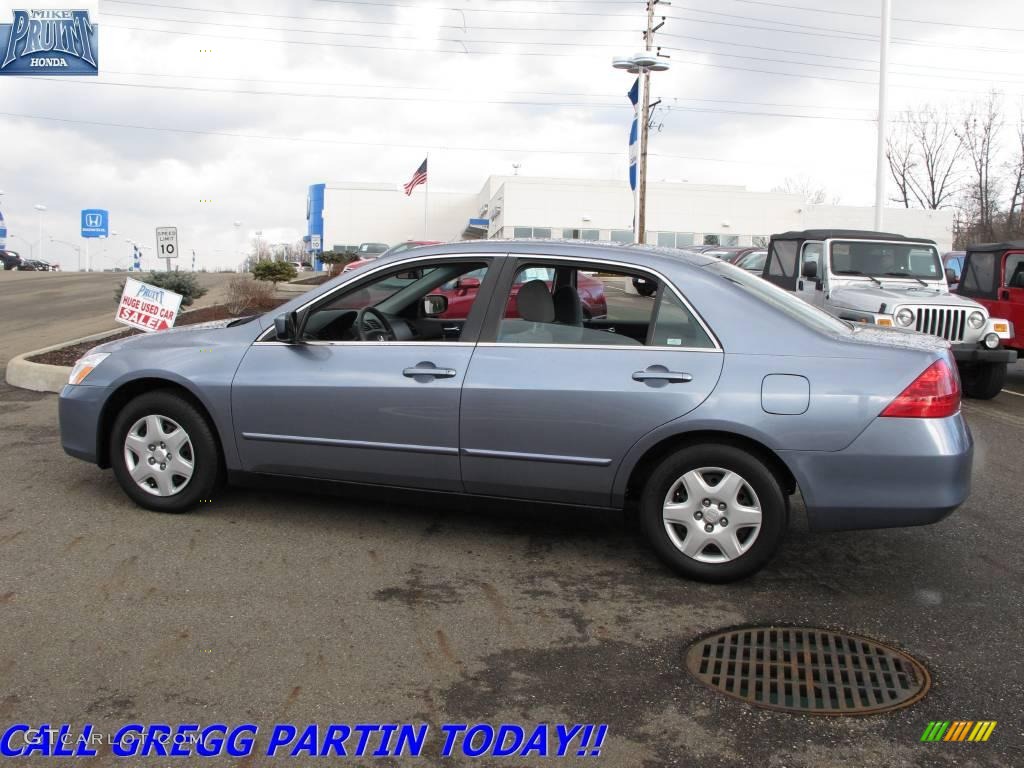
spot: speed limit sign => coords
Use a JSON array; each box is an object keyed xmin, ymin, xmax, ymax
[{"xmin": 156, "ymin": 226, "xmax": 178, "ymax": 268}]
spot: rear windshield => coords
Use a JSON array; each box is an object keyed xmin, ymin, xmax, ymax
[{"xmin": 705, "ymin": 261, "xmax": 851, "ymax": 336}]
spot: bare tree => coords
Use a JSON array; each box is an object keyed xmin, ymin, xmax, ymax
[
  {"xmin": 771, "ymin": 175, "xmax": 836, "ymax": 204},
  {"xmin": 887, "ymin": 105, "xmax": 963, "ymax": 210},
  {"xmin": 955, "ymin": 91, "xmax": 1003, "ymax": 241},
  {"xmin": 1006, "ymin": 105, "xmax": 1024, "ymax": 236},
  {"xmin": 886, "ymin": 120, "xmax": 915, "ymax": 208}
]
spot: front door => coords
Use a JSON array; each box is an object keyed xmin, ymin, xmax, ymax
[
  {"xmin": 797, "ymin": 242, "xmax": 825, "ymax": 308},
  {"xmin": 231, "ymin": 256, "xmax": 498, "ymax": 491},
  {"xmin": 459, "ymin": 258, "xmax": 724, "ymax": 507},
  {"xmin": 997, "ymin": 251, "xmax": 1024, "ymax": 347}
]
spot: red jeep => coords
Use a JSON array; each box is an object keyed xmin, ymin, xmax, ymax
[{"xmin": 956, "ymin": 242, "xmax": 1024, "ymax": 353}]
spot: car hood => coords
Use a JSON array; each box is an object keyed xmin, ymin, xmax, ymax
[
  {"xmin": 91, "ymin": 319, "xmax": 241, "ymax": 354},
  {"xmin": 830, "ymin": 283, "xmax": 979, "ymax": 310}
]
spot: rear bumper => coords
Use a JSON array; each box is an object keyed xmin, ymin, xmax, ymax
[
  {"xmin": 950, "ymin": 344, "xmax": 1017, "ymax": 364},
  {"xmin": 58, "ymin": 384, "xmax": 109, "ymax": 465},
  {"xmin": 780, "ymin": 413, "xmax": 972, "ymax": 531}
]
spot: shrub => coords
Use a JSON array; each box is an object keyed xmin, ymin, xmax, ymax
[
  {"xmin": 252, "ymin": 260, "xmax": 297, "ymax": 284},
  {"xmin": 224, "ymin": 275, "xmax": 277, "ymax": 316},
  {"xmin": 113, "ymin": 271, "xmax": 209, "ymax": 307}
]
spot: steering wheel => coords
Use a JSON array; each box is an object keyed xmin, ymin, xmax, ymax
[{"xmin": 355, "ymin": 306, "xmax": 397, "ymax": 341}]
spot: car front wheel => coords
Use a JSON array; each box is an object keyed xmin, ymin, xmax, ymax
[
  {"xmin": 639, "ymin": 444, "xmax": 788, "ymax": 582},
  {"xmin": 110, "ymin": 390, "xmax": 222, "ymax": 513}
]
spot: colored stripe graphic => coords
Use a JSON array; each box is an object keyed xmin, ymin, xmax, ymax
[
  {"xmin": 921, "ymin": 720, "xmax": 996, "ymax": 742},
  {"xmin": 921, "ymin": 721, "xmax": 950, "ymax": 741}
]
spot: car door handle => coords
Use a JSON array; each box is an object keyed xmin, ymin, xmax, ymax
[
  {"xmin": 632, "ymin": 368, "xmax": 693, "ymax": 383},
  {"xmin": 403, "ymin": 365, "xmax": 457, "ymax": 379}
]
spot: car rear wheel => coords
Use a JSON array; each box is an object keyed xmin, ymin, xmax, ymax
[
  {"xmin": 960, "ymin": 362, "xmax": 1006, "ymax": 400},
  {"xmin": 110, "ymin": 390, "xmax": 222, "ymax": 513},
  {"xmin": 639, "ymin": 444, "xmax": 788, "ymax": 582}
]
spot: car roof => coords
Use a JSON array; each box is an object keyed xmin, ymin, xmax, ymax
[
  {"xmin": 966, "ymin": 241, "xmax": 1024, "ymax": 253},
  {"xmin": 379, "ymin": 238, "xmax": 722, "ymax": 272},
  {"xmin": 771, "ymin": 229, "xmax": 936, "ymax": 244}
]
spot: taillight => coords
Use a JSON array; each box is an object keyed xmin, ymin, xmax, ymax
[{"xmin": 880, "ymin": 359, "xmax": 960, "ymax": 418}]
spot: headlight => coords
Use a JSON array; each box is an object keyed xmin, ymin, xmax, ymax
[
  {"xmin": 984, "ymin": 333, "xmax": 1000, "ymax": 349},
  {"xmin": 68, "ymin": 352, "xmax": 110, "ymax": 385},
  {"xmin": 895, "ymin": 308, "xmax": 915, "ymax": 327},
  {"xmin": 968, "ymin": 311, "xmax": 985, "ymax": 329}
]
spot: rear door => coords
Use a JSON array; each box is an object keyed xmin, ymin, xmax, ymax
[{"xmin": 459, "ymin": 256, "xmax": 724, "ymax": 507}]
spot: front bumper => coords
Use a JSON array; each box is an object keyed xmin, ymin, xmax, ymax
[
  {"xmin": 950, "ymin": 343, "xmax": 1018, "ymax": 364},
  {"xmin": 780, "ymin": 413, "xmax": 972, "ymax": 531},
  {"xmin": 58, "ymin": 384, "xmax": 109, "ymax": 465}
]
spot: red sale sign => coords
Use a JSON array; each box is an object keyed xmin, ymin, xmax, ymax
[{"xmin": 116, "ymin": 278, "xmax": 184, "ymax": 333}]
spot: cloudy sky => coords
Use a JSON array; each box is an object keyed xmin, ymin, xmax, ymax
[{"xmin": 1, "ymin": 0, "xmax": 1023, "ymax": 270}]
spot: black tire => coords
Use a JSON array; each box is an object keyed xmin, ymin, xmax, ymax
[
  {"xmin": 110, "ymin": 390, "xmax": 223, "ymax": 513},
  {"xmin": 960, "ymin": 362, "xmax": 1006, "ymax": 400},
  {"xmin": 639, "ymin": 444, "xmax": 788, "ymax": 582}
]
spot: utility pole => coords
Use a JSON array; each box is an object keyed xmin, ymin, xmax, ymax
[
  {"xmin": 873, "ymin": 0, "xmax": 891, "ymax": 230},
  {"xmin": 637, "ymin": 1, "xmax": 654, "ymax": 245}
]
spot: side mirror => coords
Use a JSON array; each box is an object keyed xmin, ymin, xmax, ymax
[
  {"xmin": 802, "ymin": 260, "xmax": 818, "ymax": 279},
  {"xmin": 423, "ymin": 294, "xmax": 449, "ymax": 317},
  {"xmin": 274, "ymin": 311, "xmax": 299, "ymax": 343},
  {"xmin": 945, "ymin": 267, "xmax": 957, "ymax": 284},
  {"xmin": 457, "ymin": 276, "xmax": 481, "ymax": 293}
]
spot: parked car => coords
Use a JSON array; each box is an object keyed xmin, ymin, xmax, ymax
[
  {"xmin": 943, "ymin": 251, "xmax": 966, "ymax": 289},
  {"xmin": 17, "ymin": 258, "xmax": 51, "ymax": 271},
  {"xmin": 955, "ymin": 241, "xmax": 1024, "ymax": 357},
  {"xmin": 732, "ymin": 249, "xmax": 768, "ymax": 275},
  {"xmin": 703, "ymin": 247, "xmax": 763, "ymax": 262},
  {"xmin": 761, "ymin": 229, "xmax": 1016, "ymax": 399},
  {"xmin": 344, "ymin": 241, "xmax": 438, "ymax": 273},
  {"xmin": 0, "ymin": 249, "xmax": 22, "ymax": 270},
  {"xmin": 289, "ymin": 261, "xmax": 308, "ymax": 273},
  {"xmin": 436, "ymin": 265, "xmax": 606, "ymax": 321},
  {"xmin": 60, "ymin": 240, "xmax": 974, "ymax": 582}
]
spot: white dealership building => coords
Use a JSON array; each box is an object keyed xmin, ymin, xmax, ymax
[{"xmin": 309, "ymin": 175, "xmax": 954, "ymax": 257}]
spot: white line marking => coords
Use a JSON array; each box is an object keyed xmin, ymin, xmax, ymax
[{"xmin": 1001, "ymin": 389, "xmax": 1024, "ymax": 398}]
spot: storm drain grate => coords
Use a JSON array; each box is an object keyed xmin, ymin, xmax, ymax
[{"xmin": 684, "ymin": 626, "xmax": 930, "ymax": 715}]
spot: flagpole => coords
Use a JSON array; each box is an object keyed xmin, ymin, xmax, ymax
[{"xmin": 423, "ymin": 152, "xmax": 429, "ymax": 239}]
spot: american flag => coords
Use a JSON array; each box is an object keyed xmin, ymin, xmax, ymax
[{"xmin": 403, "ymin": 157, "xmax": 428, "ymax": 196}]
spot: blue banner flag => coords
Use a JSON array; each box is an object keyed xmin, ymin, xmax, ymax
[{"xmin": 627, "ymin": 78, "xmax": 639, "ymax": 191}]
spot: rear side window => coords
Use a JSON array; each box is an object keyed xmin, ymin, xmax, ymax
[
  {"xmin": 961, "ymin": 252, "xmax": 997, "ymax": 297},
  {"xmin": 768, "ymin": 240, "xmax": 798, "ymax": 278},
  {"xmin": 650, "ymin": 290, "xmax": 715, "ymax": 348}
]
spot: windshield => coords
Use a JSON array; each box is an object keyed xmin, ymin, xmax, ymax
[
  {"xmin": 706, "ymin": 261, "xmax": 851, "ymax": 336},
  {"xmin": 829, "ymin": 240, "xmax": 942, "ymax": 280}
]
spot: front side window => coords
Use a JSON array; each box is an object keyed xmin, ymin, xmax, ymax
[
  {"xmin": 301, "ymin": 261, "xmax": 489, "ymax": 342},
  {"xmin": 1004, "ymin": 254, "xmax": 1024, "ymax": 287},
  {"xmin": 496, "ymin": 262, "xmax": 713, "ymax": 348}
]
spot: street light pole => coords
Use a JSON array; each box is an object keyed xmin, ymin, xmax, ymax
[
  {"xmin": 34, "ymin": 204, "xmax": 46, "ymax": 263},
  {"xmin": 873, "ymin": 0, "xmax": 891, "ymax": 230}
]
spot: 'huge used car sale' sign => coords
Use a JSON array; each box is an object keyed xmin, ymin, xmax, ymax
[{"xmin": 116, "ymin": 278, "xmax": 183, "ymax": 333}]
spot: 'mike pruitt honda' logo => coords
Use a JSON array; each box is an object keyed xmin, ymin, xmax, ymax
[
  {"xmin": 0, "ymin": 9, "xmax": 98, "ymax": 76},
  {"xmin": 920, "ymin": 721, "xmax": 997, "ymax": 742}
]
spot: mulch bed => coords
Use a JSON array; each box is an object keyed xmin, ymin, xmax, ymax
[{"xmin": 28, "ymin": 300, "xmax": 286, "ymax": 367}]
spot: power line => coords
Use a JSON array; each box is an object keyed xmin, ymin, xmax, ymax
[
  {"xmin": 728, "ymin": 0, "xmax": 1024, "ymax": 34},
  {"xmin": 0, "ymin": 109, "xmax": 786, "ymax": 165},
  {"xmin": 101, "ymin": 12, "xmax": 637, "ymax": 48}
]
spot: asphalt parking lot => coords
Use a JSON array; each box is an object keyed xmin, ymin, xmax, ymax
[{"xmin": 1, "ymin": 275, "xmax": 1022, "ymax": 767}]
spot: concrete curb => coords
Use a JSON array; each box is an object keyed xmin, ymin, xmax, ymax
[{"xmin": 5, "ymin": 327, "xmax": 126, "ymax": 394}]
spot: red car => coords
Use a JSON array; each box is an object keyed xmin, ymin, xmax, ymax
[
  {"xmin": 343, "ymin": 241, "xmax": 439, "ymax": 273},
  {"xmin": 956, "ymin": 242, "xmax": 1023, "ymax": 353},
  {"xmin": 437, "ymin": 266, "xmax": 607, "ymax": 320}
]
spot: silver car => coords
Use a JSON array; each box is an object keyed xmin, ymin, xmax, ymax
[{"xmin": 59, "ymin": 240, "xmax": 972, "ymax": 581}]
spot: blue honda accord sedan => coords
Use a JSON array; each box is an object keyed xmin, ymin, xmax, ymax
[{"xmin": 59, "ymin": 240, "xmax": 972, "ymax": 581}]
